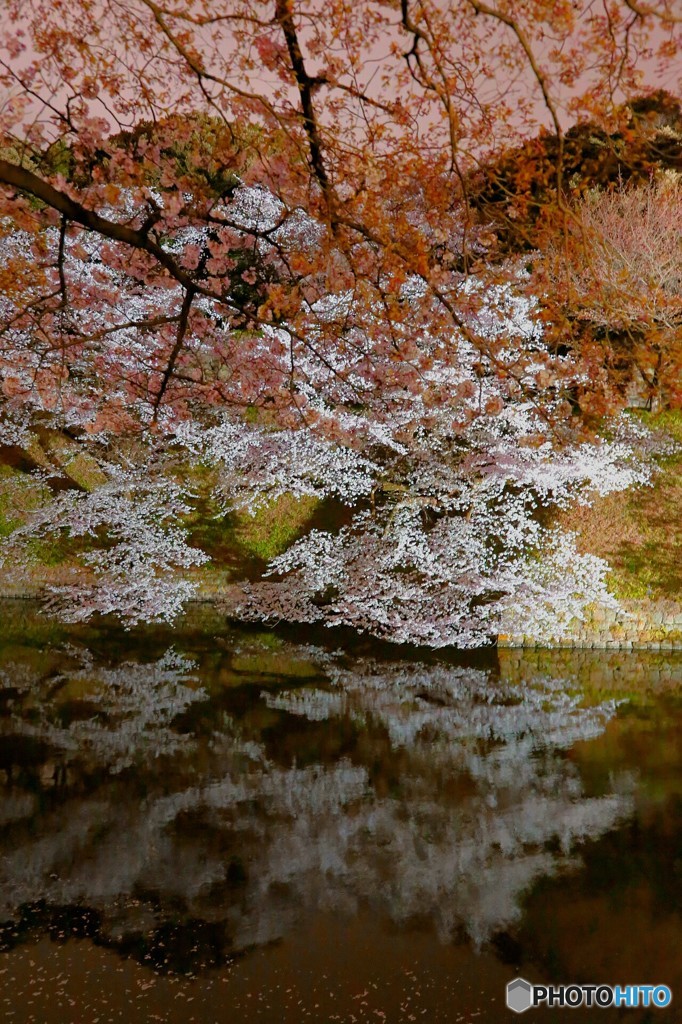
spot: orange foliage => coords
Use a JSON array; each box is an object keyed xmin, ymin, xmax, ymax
[{"xmin": 0, "ymin": 0, "xmax": 680, "ymax": 429}]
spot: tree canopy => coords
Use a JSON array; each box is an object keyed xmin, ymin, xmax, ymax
[{"xmin": 0, "ymin": 1, "xmax": 680, "ymax": 639}]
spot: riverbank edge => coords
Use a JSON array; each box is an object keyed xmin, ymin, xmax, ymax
[{"xmin": 1, "ymin": 585, "xmax": 681, "ymax": 650}]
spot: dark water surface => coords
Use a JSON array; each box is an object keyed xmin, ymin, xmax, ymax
[{"xmin": 1, "ymin": 601, "xmax": 682, "ymax": 1023}]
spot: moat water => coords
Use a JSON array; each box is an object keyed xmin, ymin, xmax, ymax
[{"xmin": 1, "ymin": 602, "xmax": 681, "ymax": 1022}]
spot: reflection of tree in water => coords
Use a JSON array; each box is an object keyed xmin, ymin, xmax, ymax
[
  {"xmin": 0, "ymin": 647, "xmax": 207, "ymax": 774},
  {"xmin": 0, "ymin": 639, "xmax": 635, "ymax": 971}
]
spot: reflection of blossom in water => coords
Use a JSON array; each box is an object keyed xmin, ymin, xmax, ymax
[
  {"xmin": 258, "ymin": 662, "xmax": 631, "ymax": 946},
  {"xmin": 0, "ymin": 640, "xmax": 635, "ymax": 956},
  {"xmin": 264, "ymin": 663, "xmax": 621, "ymax": 750},
  {"xmin": 0, "ymin": 647, "xmax": 205, "ymax": 772}
]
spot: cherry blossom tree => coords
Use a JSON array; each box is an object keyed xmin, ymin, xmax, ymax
[{"xmin": 0, "ymin": 0, "xmax": 679, "ymax": 636}]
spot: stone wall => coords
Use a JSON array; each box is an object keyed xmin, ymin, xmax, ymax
[{"xmin": 498, "ymin": 599, "xmax": 682, "ymax": 650}]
